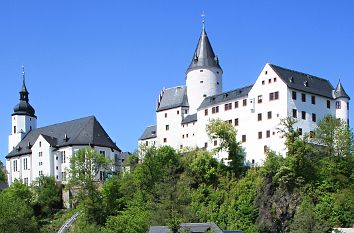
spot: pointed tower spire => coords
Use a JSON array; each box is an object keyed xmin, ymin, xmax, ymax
[
  {"xmin": 334, "ymin": 80, "xmax": 350, "ymax": 100},
  {"xmin": 186, "ymin": 15, "xmax": 222, "ymax": 73},
  {"xmin": 13, "ymin": 65, "xmax": 36, "ymax": 117}
]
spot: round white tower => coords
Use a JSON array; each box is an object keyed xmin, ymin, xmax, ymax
[
  {"xmin": 8, "ymin": 67, "xmax": 37, "ymax": 152},
  {"xmin": 186, "ymin": 24, "xmax": 223, "ymax": 113},
  {"xmin": 334, "ymin": 80, "xmax": 350, "ymax": 124}
]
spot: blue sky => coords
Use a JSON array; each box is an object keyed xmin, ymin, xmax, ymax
[{"xmin": 1, "ymin": 1, "xmax": 353, "ymax": 163}]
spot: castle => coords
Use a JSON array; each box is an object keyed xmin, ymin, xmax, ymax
[
  {"xmin": 6, "ymin": 69, "xmax": 125, "ymax": 185},
  {"xmin": 138, "ymin": 24, "xmax": 350, "ymax": 164}
]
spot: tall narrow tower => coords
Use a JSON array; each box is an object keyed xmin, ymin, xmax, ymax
[
  {"xmin": 8, "ymin": 67, "xmax": 37, "ymax": 152},
  {"xmin": 334, "ymin": 80, "xmax": 350, "ymax": 124},
  {"xmin": 186, "ymin": 22, "xmax": 223, "ymax": 113}
]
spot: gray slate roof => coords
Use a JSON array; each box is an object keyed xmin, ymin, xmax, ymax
[
  {"xmin": 139, "ymin": 125, "xmax": 157, "ymax": 140},
  {"xmin": 149, "ymin": 223, "xmax": 235, "ymax": 233},
  {"xmin": 182, "ymin": 113, "xmax": 197, "ymax": 124},
  {"xmin": 187, "ymin": 27, "xmax": 222, "ymax": 73},
  {"xmin": 6, "ymin": 116, "xmax": 120, "ymax": 158},
  {"xmin": 156, "ymin": 86, "xmax": 189, "ymax": 112},
  {"xmin": 334, "ymin": 81, "xmax": 350, "ymax": 100},
  {"xmin": 269, "ymin": 64, "xmax": 335, "ymax": 99},
  {"xmin": 198, "ymin": 85, "xmax": 253, "ymax": 110}
]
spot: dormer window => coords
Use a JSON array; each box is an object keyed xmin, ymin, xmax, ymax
[
  {"xmin": 304, "ymin": 81, "xmax": 309, "ymax": 87},
  {"xmin": 200, "ymin": 69, "xmax": 203, "ymax": 72}
]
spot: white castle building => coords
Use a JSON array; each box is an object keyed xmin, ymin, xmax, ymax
[
  {"xmin": 139, "ymin": 24, "xmax": 350, "ymax": 164},
  {"xmin": 6, "ymin": 70, "xmax": 126, "ymax": 185}
]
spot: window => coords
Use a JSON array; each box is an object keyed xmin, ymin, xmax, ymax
[
  {"xmin": 62, "ymin": 172, "xmax": 66, "ymax": 181},
  {"xmin": 30, "ymin": 126, "xmax": 32, "ymax": 130},
  {"xmin": 200, "ymin": 69, "xmax": 203, "ymax": 72},
  {"xmin": 235, "ymin": 101, "xmax": 239, "ymax": 108},
  {"xmin": 347, "ymin": 102, "xmax": 350, "ymax": 110},
  {"xmin": 184, "ymin": 109, "xmax": 188, "ymax": 114},
  {"xmin": 312, "ymin": 113, "xmax": 316, "ymax": 122},
  {"xmin": 258, "ymin": 131, "xmax": 263, "ymax": 139},
  {"xmin": 177, "ymin": 110, "xmax": 179, "ymax": 115},
  {"xmin": 214, "ymin": 140, "xmax": 217, "ymax": 146},
  {"xmin": 234, "ymin": 118, "xmax": 239, "ymax": 126},
  {"xmin": 39, "ymin": 171, "xmax": 43, "ymax": 176},
  {"xmin": 292, "ymin": 91, "xmax": 297, "ymax": 100},
  {"xmin": 298, "ymin": 128, "xmax": 303, "ymax": 135},
  {"xmin": 182, "ymin": 134, "xmax": 184, "ymax": 139},
  {"xmin": 23, "ymin": 178, "xmax": 28, "ymax": 186},
  {"xmin": 180, "ymin": 145, "xmax": 183, "ymax": 149},
  {"xmin": 145, "ymin": 141, "xmax": 148, "ymax": 146},
  {"xmin": 258, "ymin": 113, "xmax": 262, "ymax": 121},
  {"xmin": 327, "ymin": 100, "xmax": 331, "ymax": 109},
  {"xmin": 224, "ymin": 103, "xmax": 232, "ymax": 111},
  {"xmin": 163, "ymin": 138, "xmax": 167, "ymax": 143},
  {"xmin": 274, "ymin": 77, "xmax": 277, "ymax": 82},
  {"xmin": 258, "ymin": 95, "xmax": 263, "ymax": 103},
  {"xmin": 267, "ymin": 111, "xmax": 272, "ymax": 119},
  {"xmin": 23, "ymin": 158, "xmax": 28, "ymax": 170},
  {"xmin": 242, "ymin": 135, "xmax": 246, "ymax": 142},
  {"xmin": 204, "ymin": 109, "xmax": 208, "ymax": 116},
  {"xmin": 212, "ymin": 106, "xmax": 219, "ymax": 114},
  {"xmin": 186, "ymin": 134, "xmax": 189, "ymax": 138},
  {"xmin": 100, "ymin": 150, "xmax": 106, "ymax": 155},
  {"xmin": 301, "ymin": 93, "xmax": 306, "ymax": 102},
  {"xmin": 39, "ymin": 162, "xmax": 43, "ymax": 166},
  {"xmin": 262, "ymin": 80, "xmax": 265, "ymax": 85},
  {"xmin": 243, "ymin": 99, "xmax": 247, "ymax": 106},
  {"xmin": 204, "ymin": 142, "xmax": 208, "ymax": 148},
  {"xmin": 166, "ymin": 125, "xmax": 169, "ymax": 131},
  {"xmin": 336, "ymin": 101, "xmax": 341, "ymax": 109},
  {"xmin": 302, "ymin": 111, "xmax": 306, "ymax": 120},
  {"xmin": 14, "ymin": 126, "xmax": 16, "ymax": 134},
  {"xmin": 292, "ymin": 109, "xmax": 297, "ymax": 118},
  {"xmin": 266, "ymin": 130, "xmax": 270, "ymax": 138},
  {"xmin": 61, "ymin": 151, "xmax": 66, "ymax": 163},
  {"xmin": 228, "ymin": 119, "xmax": 232, "ymax": 125},
  {"xmin": 56, "ymin": 166, "xmax": 58, "ymax": 170},
  {"xmin": 269, "ymin": 92, "xmax": 279, "ymax": 100},
  {"xmin": 200, "ymin": 81, "xmax": 203, "ymax": 83},
  {"xmin": 39, "ymin": 152, "xmax": 43, "ymax": 157},
  {"xmin": 268, "ymin": 79, "xmax": 272, "ymax": 84},
  {"xmin": 13, "ymin": 160, "xmax": 18, "ymax": 172},
  {"xmin": 165, "ymin": 113, "xmax": 167, "ymax": 118},
  {"xmin": 311, "ymin": 95, "xmax": 316, "ymax": 104},
  {"xmin": 39, "ymin": 141, "xmax": 42, "ymax": 147},
  {"xmin": 265, "ymin": 71, "xmax": 268, "ymax": 75}
]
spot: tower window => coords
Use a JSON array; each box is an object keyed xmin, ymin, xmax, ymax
[
  {"xmin": 14, "ymin": 126, "xmax": 16, "ymax": 134},
  {"xmin": 30, "ymin": 126, "xmax": 32, "ymax": 130},
  {"xmin": 336, "ymin": 101, "xmax": 341, "ymax": 109},
  {"xmin": 217, "ymin": 82, "xmax": 219, "ymax": 85}
]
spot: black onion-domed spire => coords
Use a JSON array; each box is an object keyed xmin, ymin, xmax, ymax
[
  {"xmin": 12, "ymin": 66, "xmax": 36, "ymax": 118},
  {"xmin": 186, "ymin": 20, "xmax": 222, "ymax": 73}
]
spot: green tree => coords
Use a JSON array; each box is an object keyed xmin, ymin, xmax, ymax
[
  {"xmin": 32, "ymin": 176, "xmax": 61, "ymax": 217},
  {"xmin": 0, "ymin": 161, "xmax": 6, "ymax": 183},
  {"xmin": 0, "ymin": 181, "xmax": 38, "ymax": 233},
  {"xmin": 290, "ymin": 197, "xmax": 326, "ymax": 233},
  {"xmin": 206, "ymin": 119, "xmax": 244, "ymax": 175}
]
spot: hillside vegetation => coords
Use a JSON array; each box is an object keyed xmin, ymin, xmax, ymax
[{"xmin": 0, "ymin": 115, "xmax": 353, "ymax": 233}]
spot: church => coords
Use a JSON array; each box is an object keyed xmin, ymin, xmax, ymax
[
  {"xmin": 138, "ymin": 23, "xmax": 350, "ymax": 164},
  {"xmin": 6, "ymin": 69, "xmax": 125, "ymax": 185}
]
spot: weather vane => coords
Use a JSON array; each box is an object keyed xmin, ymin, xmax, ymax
[{"xmin": 22, "ymin": 64, "xmax": 25, "ymax": 82}]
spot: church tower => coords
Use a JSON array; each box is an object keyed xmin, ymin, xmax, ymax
[
  {"xmin": 334, "ymin": 80, "xmax": 350, "ymax": 124},
  {"xmin": 186, "ymin": 22, "xmax": 223, "ymax": 113},
  {"xmin": 8, "ymin": 67, "xmax": 37, "ymax": 152}
]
